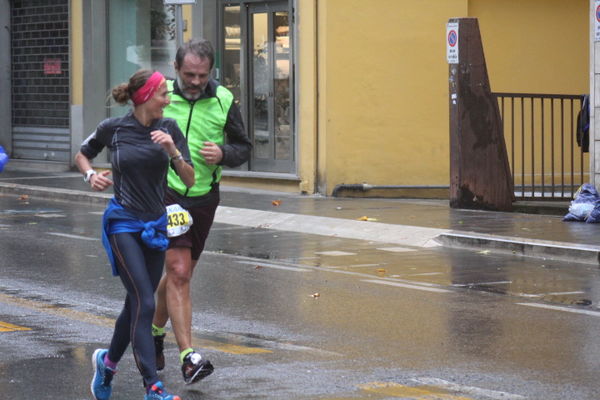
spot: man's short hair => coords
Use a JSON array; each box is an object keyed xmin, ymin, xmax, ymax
[{"xmin": 176, "ymin": 38, "xmax": 215, "ymax": 70}]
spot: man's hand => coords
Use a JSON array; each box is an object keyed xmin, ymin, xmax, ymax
[{"xmin": 200, "ymin": 142, "xmax": 223, "ymax": 165}]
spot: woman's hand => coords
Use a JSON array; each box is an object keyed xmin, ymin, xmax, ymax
[
  {"xmin": 89, "ymin": 170, "xmax": 113, "ymax": 192},
  {"xmin": 150, "ymin": 130, "xmax": 177, "ymax": 156}
]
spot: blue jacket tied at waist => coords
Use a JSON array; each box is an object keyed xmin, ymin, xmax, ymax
[{"xmin": 102, "ymin": 197, "xmax": 168, "ymax": 276}]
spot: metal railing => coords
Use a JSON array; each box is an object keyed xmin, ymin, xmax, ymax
[{"xmin": 493, "ymin": 93, "xmax": 588, "ymax": 200}]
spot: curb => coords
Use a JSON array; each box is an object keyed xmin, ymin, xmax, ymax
[
  {"xmin": 435, "ymin": 232, "xmax": 600, "ymax": 265},
  {"xmin": 1, "ymin": 181, "xmax": 596, "ymax": 265},
  {"xmin": 0, "ymin": 182, "xmax": 110, "ymax": 206}
]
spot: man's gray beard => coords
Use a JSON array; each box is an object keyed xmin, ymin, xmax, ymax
[{"xmin": 176, "ymin": 75, "xmax": 203, "ymax": 101}]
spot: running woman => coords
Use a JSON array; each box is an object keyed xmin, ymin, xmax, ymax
[{"xmin": 75, "ymin": 69, "xmax": 194, "ymax": 400}]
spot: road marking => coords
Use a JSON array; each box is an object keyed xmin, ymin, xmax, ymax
[
  {"xmin": 315, "ymin": 251, "xmax": 356, "ymax": 256},
  {"xmin": 408, "ymin": 272, "xmax": 444, "ymax": 276},
  {"xmin": 46, "ymin": 232, "xmax": 99, "ymax": 241},
  {"xmin": 517, "ymin": 302, "xmax": 600, "ymax": 317},
  {"xmin": 377, "ymin": 246, "xmax": 415, "ymax": 252},
  {"xmin": 222, "ymin": 253, "xmax": 450, "ymax": 291},
  {"xmin": 453, "ymin": 281, "xmax": 512, "ymax": 287},
  {"xmin": 0, "ymin": 292, "xmax": 272, "ymax": 355},
  {"xmin": 412, "ymin": 377, "xmax": 526, "ymax": 400},
  {"xmin": 34, "ymin": 213, "xmax": 66, "ymax": 218},
  {"xmin": 358, "ymin": 381, "xmax": 472, "ymax": 399},
  {"xmin": 0, "ymin": 320, "xmax": 31, "ymax": 332},
  {"xmin": 545, "ymin": 291, "xmax": 585, "ymax": 296},
  {"xmin": 192, "ymin": 337, "xmax": 271, "ymax": 355},
  {"xmin": 236, "ymin": 261, "xmax": 313, "ymax": 272},
  {"xmin": 362, "ymin": 279, "xmax": 451, "ymax": 293}
]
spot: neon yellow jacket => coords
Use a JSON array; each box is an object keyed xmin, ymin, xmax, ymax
[{"xmin": 164, "ymin": 79, "xmax": 251, "ymax": 197}]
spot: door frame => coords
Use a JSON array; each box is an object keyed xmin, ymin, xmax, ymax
[{"xmin": 219, "ymin": 0, "xmax": 296, "ymax": 174}]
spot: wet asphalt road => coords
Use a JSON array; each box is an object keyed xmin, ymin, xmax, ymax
[{"xmin": 1, "ymin": 194, "xmax": 600, "ymax": 399}]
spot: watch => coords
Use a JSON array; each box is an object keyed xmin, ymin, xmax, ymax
[{"xmin": 83, "ymin": 169, "xmax": 97, "ymax": 183}]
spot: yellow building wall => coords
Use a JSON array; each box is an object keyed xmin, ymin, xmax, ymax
[
  {"xmin": 304, "ymin": 0, "xmax": 588, "ymax": 196},
  {"xmin": 469, "ymin": 0, "xmax": 588, "ymax": 94}
]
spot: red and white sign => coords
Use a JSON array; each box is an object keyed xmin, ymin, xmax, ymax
[
  {"xmin": 446, "ymin": 21, "xmax": 459, "ymax": 64},
  {"xmin": 595, "ymin": 0, "xmax": 600, "ymax": 42},
  {"xmin": 43, "ymin": 58, "xmax": 62, "ymax": 75}
]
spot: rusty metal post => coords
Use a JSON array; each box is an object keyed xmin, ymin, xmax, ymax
[{"xmin": 448, "ymin": 18, "xmax": 513, "ymax": 211}]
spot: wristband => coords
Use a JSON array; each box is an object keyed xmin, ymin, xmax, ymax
[{"xmin": 170, "ymin": 149, "xmax": 182, "ymax": 159}]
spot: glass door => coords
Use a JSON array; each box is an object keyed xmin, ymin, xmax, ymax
[{"xmin": 248, "ymin": 1, "xmax": 293, "ymax": 173}]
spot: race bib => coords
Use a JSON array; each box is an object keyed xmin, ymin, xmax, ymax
[{"xmin": 166, "ymin": 204, "xmax": 193, "ymax": 238}]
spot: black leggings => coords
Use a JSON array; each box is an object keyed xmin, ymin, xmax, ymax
[{"xmin": 106, "ymin": 232, "xmax": 164, "ymax": 387}]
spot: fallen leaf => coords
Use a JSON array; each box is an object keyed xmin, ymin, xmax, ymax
[
  {"xmin": 18, "ymin": 194, "xmax": 29, "ymax": 201},
  {"xmin": 376, "ymin": 268, "xmax": 387, "ymax": 274},
  {"xmin": 357, "ymin": 216, "xmax": 378, "ymax": 222},
  {"xmin": 272, "ymin": 200, "xmax": 282, "ymax": 206},
  {"xmin": 255, "ymin": 265, "xmax": 263, "ymax": 270}
]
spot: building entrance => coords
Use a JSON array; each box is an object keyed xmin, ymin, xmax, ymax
[
  {"xmin": 221, "ymin": 0, "xmax": 294, "ymax": 174},
  {"xmin": 10, "ymin": 0, "xmax": 70, "ymax": 162}
]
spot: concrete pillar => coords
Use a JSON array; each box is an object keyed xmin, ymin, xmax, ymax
[{"xmin": 591, "ymin": 0, "xmax": 600, "ymax": 188}]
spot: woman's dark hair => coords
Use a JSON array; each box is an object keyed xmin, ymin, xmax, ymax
[
  {"xmin": 111, "ymin": 69, "xmax": 154, "ymax": 105},
  {"xmin": 175, "ymin": 38, "xmax": 214, "ymax": 70}
]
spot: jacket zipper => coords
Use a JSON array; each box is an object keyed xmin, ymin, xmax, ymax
[{"xmin": 183, "ymin": 100, "xmax": 195, "ymax": 197}]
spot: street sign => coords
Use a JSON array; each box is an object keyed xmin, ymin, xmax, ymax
[
  {"xmin": 164, "ymin": 0, "xmax": 196, "ymax": 4},
  {"xmin": 447, "ymin": 21, "xmax": 459, "ymax": 64},
  {"xmin": 595, "ymin": 0, "xmax": 600, "ymax": 42}
]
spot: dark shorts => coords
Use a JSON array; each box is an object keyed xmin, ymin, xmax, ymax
[{"xmin": 165, "ymin": 191, "xmax": 220, "ymax": 261}]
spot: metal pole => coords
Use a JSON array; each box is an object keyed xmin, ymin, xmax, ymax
[{"xmin": 175, "ymin": 4, "xmax": 184, "ymax": 47}]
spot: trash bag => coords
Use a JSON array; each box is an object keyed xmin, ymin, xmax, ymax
[
  {"xmin": 0, "ymin": 146, "xmax": 8, "ymax": 172},
  {"xmin": 586, "ymin": 200, "xmax": 600, "ymax": 223},
  {"xmin": 563, "ymin": 183, "xmax": 600, "ymax": 222}
]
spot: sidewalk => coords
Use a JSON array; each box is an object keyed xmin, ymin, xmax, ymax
[{"xmin": 1, "ymin": 167, "xmax": 600, "ymax": 265}]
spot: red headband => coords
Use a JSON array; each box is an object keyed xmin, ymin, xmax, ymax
[{"xmin": 131, "ymin": 71, "xmax": 165, "ymax": 105}]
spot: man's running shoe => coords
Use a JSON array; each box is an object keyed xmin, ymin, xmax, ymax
[
  {"xmin": 181, "ymin": 351, "xmax": 214, "ymax": 384},
  {"xmin": 144, "ymin": 381, "xmax": 180, "ymax": 400},
  {"xmin": 91, "ymin": 348, "xmax": 116, "ymax": 400},
  {"xmin": 153, "ymin": 333, "xmax": 166, "ymax": 371}
]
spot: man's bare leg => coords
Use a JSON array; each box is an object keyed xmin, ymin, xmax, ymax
[{"xmin": 156, "ymin": 247, "xmax": 195, "ymax": 352}]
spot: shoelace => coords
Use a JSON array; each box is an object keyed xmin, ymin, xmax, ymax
[
  {"xmin": 150, "ymin": 384, "xmax": 164, "ymax": 394},
  {"xmin": 103, "ymin": 369, "xmax": 115, "ymax": 386}
]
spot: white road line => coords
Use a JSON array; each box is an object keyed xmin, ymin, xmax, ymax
[
  {"xmin": 361, "ymin": 279, "xmax": 451, "ymax": 293},
  {"xmin": 315, "ymin": 251, "xmax": 356, "ymax": 256},
  {"xmin": 514, "ymin": 291, "xmax": 585, "ymax": 298},
  {"xmin": 517, "ymin": 302, "xmax": 600, "ymax": 317},
  {"xmin": 408, "ymin": 272, "xmax": 443, "ymax": 276},
  {"xmin": 46, "ymin": 232, "xmax": 99, "ymax": 241},
  {"xmin": 236, "ymin": 261, "xmax": 313, "ymax": 272},
  {"xmin": 412, "ymin": 377, "xmax": 526, "ymax": 400},
  {"xmin": 452, "ymin": 281, "xmax": 512, "ymax": 287},
  {"xmin": 345, "ymin": 263, "xmax": 382, "ymax": 268},
  {"xmin": 545, "ymin": 291, "xmax": 585, "ymax": 296},
  {"xmin": 376, "ymin": 246, "xmax": 415, "ymax": 252}
]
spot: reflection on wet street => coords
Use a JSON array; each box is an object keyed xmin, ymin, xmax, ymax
[{"xmin": 1, "ymin": 194, "xmax": 600, "ymax": 399}]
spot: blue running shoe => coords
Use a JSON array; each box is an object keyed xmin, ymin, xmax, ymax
[
  {"xmin": 144, "ymin": 381, "xmax": 181, "ymax": 400},
  {"xmin": 91, "ymin": 348, "xmax": 116, "ymax": 400}
]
